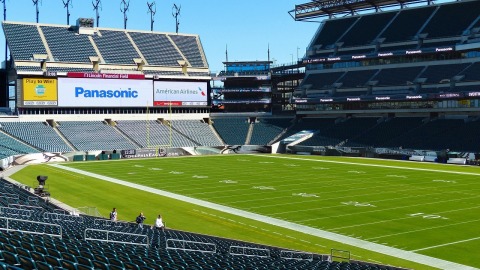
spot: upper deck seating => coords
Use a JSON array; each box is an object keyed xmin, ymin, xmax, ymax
[
  {"xmin": 41, "ymin": 26, "xmax": 97, "ymax": 63},
  {"xmin": 2, "ymin": 23, "xmax": 47, "ymax": 61},
  {"xmin": 129, "ymin": 32, "xmax": 184, "ymax": 66}
]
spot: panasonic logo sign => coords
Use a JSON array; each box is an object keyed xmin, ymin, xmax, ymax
[{"xmin": 75, "ymin": 87, "xmax": 139, "ymax": 98}]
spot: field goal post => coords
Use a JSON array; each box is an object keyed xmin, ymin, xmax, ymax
[
  {"xmin": 330, "ymin": 249, "xmax": 350, "ymax": 262},
  {"xmin": 146, "ymin": 101, "xmax": 173, "ymax": 152}
]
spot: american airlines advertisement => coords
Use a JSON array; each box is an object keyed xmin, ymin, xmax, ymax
[
  {"xmin": 153, "ymin": 81, "xmax": 208, "ymax": 106},
  {"xmin": 58, "ymin": 78, "xmax": 153, "ymax": 107}
]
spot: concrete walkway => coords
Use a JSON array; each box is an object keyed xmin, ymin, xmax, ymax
[{"xmin": 49, "ymin": 163, "xmax": 478, "ymax": 270}]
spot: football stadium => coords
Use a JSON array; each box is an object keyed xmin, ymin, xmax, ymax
[{"xmin": 0, "ymin": 0, "xmax": 480, "ymax": 269}]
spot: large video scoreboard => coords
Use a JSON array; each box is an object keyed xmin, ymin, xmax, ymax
[{"xmin": 18, "ymin": 72, "xmax": 209, "ymax": 108}]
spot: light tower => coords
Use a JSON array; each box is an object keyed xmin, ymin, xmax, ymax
[
  {"xmin": 147, "ymin": 1, "xmax": 156, "ymax": 31},
  {"xmin": 32, "ymin": 0, "xmax": 41, "ymax": 23},
  {"xmin": 62, "ymin": 0, "xmax": 73, "ymax": 25},
  {"xmin": 172, "ymin": 3, "xmax": 181, "ymax": 34},
  {"xmin": 92, "ymin": 0, "xmax": 101, "ymax": 27},
  {"xmin": 120, "ymin": 0, "xmax": 130, "ymax": 30}
]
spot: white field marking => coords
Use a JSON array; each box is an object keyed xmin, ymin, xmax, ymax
[
  {"xmin": 433, "ymin": 179, "xmax": 457, "ymax": 183},
  {"xmin": 49, "ymin": 163, "xmax": 477, "ymax": 270},
  {"xmin": 315, "ymin": 205, "xmax": 480, "ymax": 232},
  {"xmin": 237, "ymin": 159, "xmax": 249, "ymax": 161},
  {"xmin": 284, "ymin": 164, "xmax": 299, "ymax": 167},
  {"xmin": 226, "ymin": 181, "xmax": 418, "ymax": 205},
  {"xmin": 299, "ymin": 195, "xmax": 480, "ymax": 223},
  {"xmin": 348, "ymin": 170, "xmax": 366, "ymax": 174},
  {"xmin": 341, "ymin": 201, "xmax": 376, "ymax": 207},
  {"xmin": 386, "ymin": 175, "xmax": 407, "ymax": 178},
  {"xmin": 262, "ymin": 155, "xmax": 480, "ymax": 177},
  {"xmin": 219, "ymin": 180, "xmax": 238, "ymax": 184},
  {"xmin": 292, "ymin": 193, "xmax": 319, "ymax": 198},
  {"xmin": 169, "ymin": 171, "xmax": 184, "ymax": 174},
  {"xmin": 312, "ymin": 167, "xmax": 330, "ymax": 170},
  {"xmin": 258, "ymin": 161, "xmax": 274, "ymax": 164},
  {"xmin": 412, "ymin": 236, "xmax": 480, "ymax": 252},
  {"xmin": 367, "ymin": 218, "xmax": 480, "ymax": 240},
  {"xmin": 192, "ymin": 175, "xmax": 208, "ymax": 179},
  {"xmin": 252, "ymin": 186, "xmax": 276, "ymax": 190},
  {"xmin": 133, "ymin": 165, "xmax": 144, "ymax": 167},
  {"xmin": 267, "ymin": 180, "xmax": 480, "ymax": 216},
  {"xmin": 127, "ymin": 172, "xmax": 136, "ymax": 175},
  {"xmin": 270, "ymin": 191, "xmax": 431, "ymax": 215},
  {"xmin": 149, "ymin": 168, "xmax": 162, "ymax": 171}
]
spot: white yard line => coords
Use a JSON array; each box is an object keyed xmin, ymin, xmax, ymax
[
  {"xmin": 412, "ymin": 237, "xmax": 480, "ymax": 252},
  {"xmin": 50, "ymin": 163, "xmax": 478, "ymax": 270}
]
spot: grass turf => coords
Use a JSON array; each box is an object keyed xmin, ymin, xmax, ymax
[{"xmin": 10, "ymin": 154, "xmax": 480, "ymax": 269}]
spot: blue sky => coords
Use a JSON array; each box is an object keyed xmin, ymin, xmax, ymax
[{"xmin": 0, "ymin": 0, "xmax": 319, "ymax": 72}]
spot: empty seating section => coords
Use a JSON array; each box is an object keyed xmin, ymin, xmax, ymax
[
  {"xmin": 419, "ymin": 63, "xmax": 470, "ymax": 84},
  {"xmin": 41, "ymin": 26, "xmax": 97, "ymax": 63},
  {"xmin": 386, "ymin": 119, "xmax": 469, "ymax": 151},
  {"xmin": 171, "ymin": 120, "xmax": 222, "ymax": 146},
  {"xmin": 372, "ymin": 66, "xmax": 424, "ymax": 86},
  {"xmin": 3, "ymin": 23, "xmax": 46, "ymax": 61},
  {"xmin": 249, "ymin": 118, "xmax": 292, "ymax": 145},
  {"xmin": 337, "ymin": 69, "xmax": 378, "ymax": 88},
  {"xmin": 129, "ymin": 32, "xmax": 183, "ymax": 66},
  {"xmin": 169, "ymin": 35, "xmax": 205, "ymax": 68},
  {"xmin": 351, "ymin": 117, "xmax": 424, "ymax": 147},
  {"xmin": 0, "ymin": 132, "xmax": 39, "ymax": 158},
  {"xmin": 381, "ymin": 7, "xmax": 436, "ymax": 43},
  {"xmin": 0, "ymin": 122, "xmax": 71, "ymax": 153},
  {"xmin": 212, "ymin": 118, "xmax": 249, "ymax": 145},
  {"xmin": 311, "ymin": 17, "xmax": 358, "ymax": 48},
  {"xmin": 93, "ymin": 30, "xmax": 140, "ymax": 64},
  {"xmin": 57, "ymin": 121, "xmax": 136, "ymax": 151},
  {"xmin": 340, "ymin": 12, "xmax": 396, "ymax": 47},
  {"xmin": 115, "ymin": 120, "xmax": 196, "ymax": 148},
  {"xmin": 302, "ymin": 72, "xmax": 344, "ymax": 90},
  {"xmin": 421, "ymin": 1, "xmax": 480, "ymax": 39}
]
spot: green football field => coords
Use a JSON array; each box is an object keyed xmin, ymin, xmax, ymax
[{"xmin": 10, "ymin": 154, "xmax": 480, "ymax": 269}]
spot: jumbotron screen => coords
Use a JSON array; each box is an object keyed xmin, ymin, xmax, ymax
[{"xmin": 19, "ymin": 74, "xmax": 209, "ymax": 107}]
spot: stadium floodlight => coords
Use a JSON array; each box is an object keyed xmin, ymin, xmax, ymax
[
  {"xmin": 62, "ymin": 0, "xmax": 73, "ymax": 25},
  {"xmin": 147, "ymin": 1, "xmax": 156, "ymax": 31},
  {"xmin": 92, "ymin": 0, "xmax": 102, "ymax": 27},
  {"xmin": 120, "ymin": 0, "xmax": 130, "ymax": 29},
  {"xmin": 32, "ymin": 0, "xmax": 41, "ymax": 23},
  {"xmin": 172, "ymin": 3, "xmax": 181, "ymax": 34}
]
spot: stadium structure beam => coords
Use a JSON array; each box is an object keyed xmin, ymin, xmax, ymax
[{"xmin": 290, "ymin": 0, "xmax": 431, "ymax": 21}]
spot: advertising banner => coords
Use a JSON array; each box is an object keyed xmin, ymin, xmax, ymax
[
  {"xmin": 67, "ymin": 72, "xmax": 145, "ymax": 80},
  {"xmin": 23, "ymin": 78, "xmax": 58, "ymax": 106},
  {"xmin": 58, "ymin": 78, "xmax": 153, "ymax": 107},
  {"xmin": 153, "ymin": 81, "xmax": 208, "ymax": 106}
]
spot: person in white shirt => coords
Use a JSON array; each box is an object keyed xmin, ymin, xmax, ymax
[{"xmin": 153, "ymin": 214, "xmax": 165, "ymax": 231}]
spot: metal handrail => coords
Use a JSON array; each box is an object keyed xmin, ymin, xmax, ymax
[
  {"xmin": 229, "ymin": 245, "xmax": 270, "ymax": 258},
  {"xmin": 84, "ymin": 228, "xmax": 149, "ymax": 247},
  {"xmin": 166, "ymin": 239, "xmax": 216, "ymax": 253}
]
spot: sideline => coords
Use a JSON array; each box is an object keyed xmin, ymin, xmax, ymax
[
  {"xmin": 49, "ymin": 163, "xmax": 478, "ymax": 270},
  {"xmin": 262, "ymin": 155, "xmax": 480, "ymax": 176}
]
